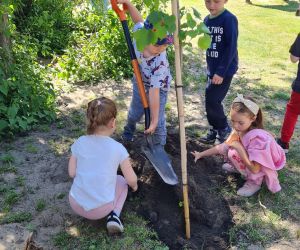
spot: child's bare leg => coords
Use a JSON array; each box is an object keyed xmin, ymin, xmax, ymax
[{"xmin": 113, "ymin": 175, "xmax": 128, "ymax": 216}]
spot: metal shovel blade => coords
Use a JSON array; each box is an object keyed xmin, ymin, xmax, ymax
[{"xmin": 142, "ymin": 137, "xmax": 178, "ymax": 185}]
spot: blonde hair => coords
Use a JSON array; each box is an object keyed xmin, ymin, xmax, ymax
[
  {"xmin": 231, "ymin": 96, "xmax": 264, "ymax": 129},
  {"xmin": 86, "ymin": 97, "xmax": 117, "ymax": 134}
]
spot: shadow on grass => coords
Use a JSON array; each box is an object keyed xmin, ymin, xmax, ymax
[{"xmin": 250, "ymin": 0, "xmax": 299, "ymax": 13}]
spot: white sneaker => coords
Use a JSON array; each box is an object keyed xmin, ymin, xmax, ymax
[
  {"xmin": 237, "ymin": 181, "xmax": 261, "ymax": 197},
  {"xmin": 106, "ymin": 211, "xmax": 124, "ymax": 235},
  {"xmin": 222, "ymin": 163, "xmax": 239, "ymax": 173}
]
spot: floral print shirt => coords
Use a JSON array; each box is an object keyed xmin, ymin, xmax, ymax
[{"xmin": 133, "ymin": 22, "xmax": 172, "ymax": 92}]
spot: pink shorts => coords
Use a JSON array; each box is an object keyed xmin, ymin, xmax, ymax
[{"xmin": 69, "ymin": 175, "xmax": 128, "ymax": 220}]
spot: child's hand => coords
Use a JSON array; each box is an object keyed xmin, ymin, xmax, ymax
[
  {"xmin": 191, "ymin": 151, "xmax": 204, "ymax": 162},
  {"xmin": 225, "ymin": 131, "xmax": 240, "ymax": 146},
  {"xmin": 212, "ymin": 74, "xmax": 223, "ymax": 85},
  {"xmin": 144, "ymin": 121, "xmax": 158, "ymax": 135},
  {"xmin": 117, "ymin": 0, "xmax": 129, "ymax": 4},
  {"xmin": 131, "ymin": 183, "xmax": 138, "ymax": 192}
]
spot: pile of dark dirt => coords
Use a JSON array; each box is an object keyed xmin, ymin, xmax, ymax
[{"xmin": 122, "ymin": 132, "xmax": 233, "ymax": 250}]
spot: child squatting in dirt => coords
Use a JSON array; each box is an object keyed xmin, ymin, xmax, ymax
[
  {"xmin": 192, "ymin": 94, "xmax": 286, "ymax": 197},
  {"xmin": 68, "ymin": 97, "xmax": 138, "ymax": 234}
]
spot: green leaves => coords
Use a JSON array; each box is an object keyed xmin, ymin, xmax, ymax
[
  {"xmin": 55, "ymin": 8, "xmax": 132, "ymax": 82},
  {"xmin": 0, "ymin": 120, "xmax": 8, "ymax": 131},
  {"xmin": 7, "ymin": 105, "xmax": 18, "ymax": 120},
  {"xmin": 198, "ymin": 22, "xmax": 210, "ymax": 34},
  {"xmin": 179, "ymin": 7, "xmax": 211, "ymax": 50},
  {"xmin": 133, "ymin": 11, "xmax": 176, "ymax": 51},
  {"xmin": 134, "ymin": 28, "xmax": 155, "ymax": 51},
  {"xmin": 0, "ymin": 81, "xmax": 8, "ymax": 96},
  {"xmin": 198, "ymin": 33, "xmax": 212, "ymax": 50},
  {"xmin": 0, "ymin": 31, "xmax": 56, "ymax": 137},
  {"xmin": 132, "ymin": 5, "xmax": 211, "ymax": 51},
  {"xmin": 143, "ymin": 0, "xmax": 166, "ymax": 11},
  {"xmin": 186, "ymin": 13, "xmax": 196, "ymax": 28},
  {"xmin": 192, "ymin": 7, "xmax": 201, "ymax": 19}
]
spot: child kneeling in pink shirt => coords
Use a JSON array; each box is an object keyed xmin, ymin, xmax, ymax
[{"xmin": 192, "ymin": 94, "xmax": 286, "ymax": 197}]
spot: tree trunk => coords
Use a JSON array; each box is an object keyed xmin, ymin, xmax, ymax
[{"xmin": 0, "ymin": 12, "xmax": 13, "ymax": 75}]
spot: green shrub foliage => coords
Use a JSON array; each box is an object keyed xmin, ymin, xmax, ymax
[
  {"xmin": 55, "ymin": 6, "xmax": 132, "ymax": 82},
  {"xmin": 14, "ymin": 0, "xmax": 75, "ymax": 57},
  {"xmin": 0, "ymin": 35, "xmax": 56, "ymax": 137}
]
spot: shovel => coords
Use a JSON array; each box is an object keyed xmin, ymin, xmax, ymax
[{"xmin": 111, "ymin": 0, "xmax": 178, "ymax": 185}]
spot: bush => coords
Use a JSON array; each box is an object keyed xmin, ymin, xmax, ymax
[
  {"xmin": 0, "ymin": 35, "xmax": 56, "ymax": 137},
  {"xmin": 14, "ymin": 0, "xmax": 75, "ymax": 57},
  {"xmin": 54, "ymin": 7, "xmax": 132, "ymax": 82}
]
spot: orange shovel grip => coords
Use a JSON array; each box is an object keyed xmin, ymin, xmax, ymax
[{"xmin": 110, "ymin": 0, "xmax": 127, "ymax": 21}]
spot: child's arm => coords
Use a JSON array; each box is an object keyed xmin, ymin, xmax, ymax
[
  {"xmin": 68, "ymin": 155, "xmax": 77, "ymax": 178},
  {"xmin": 289, "ymin": 34, "xmax": 300, "ymax": 63},
  {"xmin": 120, "ymin": 157, "xmax": 138, "ymax": 191},
  {"xmin": 230, "ymin": 141, "xmax": 261, "ymax": 174},
  {"xmin": 290, "ymin": 54, "xmax": 299, "ymax": 63},
  {"xmin": 144, "ymin": 88, "xmax": 159, "ymax": 135},
  {"xmin": 191, "ymin": 146, "xmax": 220, "ymax": 162},
  {"xmin": 117, "ymin": 0, "xmax": 143, "ymax": 23},
  {"xmin": 225, "ymin": 131, "xmax": 240, "ymax": 145}
]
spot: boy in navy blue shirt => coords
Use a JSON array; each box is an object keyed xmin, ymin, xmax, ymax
[{"xmin": 199, "ymin": 0, "xmax": 238, "ymax": 144}]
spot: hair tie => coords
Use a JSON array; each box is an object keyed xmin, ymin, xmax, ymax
[
  {"xmin": 233, "ymin": 94, "xmax": 259, "ymax": 115},
  {"xmin": 97, "ymin": 100, "xmax": 102, "ymax": 106}
]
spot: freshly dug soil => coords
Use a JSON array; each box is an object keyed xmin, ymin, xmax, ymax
[{"xmin": 123, "ymin": 132, "xmax": 233, "ymax": 250}]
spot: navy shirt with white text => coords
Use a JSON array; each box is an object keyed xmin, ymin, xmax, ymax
[{"xmin": 204, "ymin": 9, "xmax": 238, "ymax": 78}]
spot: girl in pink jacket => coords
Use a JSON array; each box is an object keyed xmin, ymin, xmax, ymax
[{"xmin": 192, "ymin": 94, "xmax": 286, "ymax": 197}]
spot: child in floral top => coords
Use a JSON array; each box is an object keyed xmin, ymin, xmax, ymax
[{"xmin": 118, "ymin": 0, "xmax": 173, "ymax": 147}]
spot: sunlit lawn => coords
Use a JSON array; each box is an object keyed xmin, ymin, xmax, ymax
[{"xmin": 184, "ymin": 0, "xmax": 299, "ymax": 88}]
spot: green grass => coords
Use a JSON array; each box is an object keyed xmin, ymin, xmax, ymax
[
  {"xmin": 3, "ymin": 190, "xmax": 20, "ymax": 211},
  {"xmin": 184, "ymin": 0, "xmax": 299, "ymax": 89},
  {"xmin": 16, "ymin": 176, "xmax": 25, "ymax": 187},
  {"xmin": 36, "ymin": 199, "xmax": 46, "ymax": 212},
  {"xmin": 0, "ymin": 164, "xmax": 17, "ymax": 174},
  {"xmin": 0, "ymin": 153, "xmax": 15, "ymax": 164},
  {"xmin": 53, "ymin": 212, "xmax": 167, "ymax": 250},
  {"xmin": 25, "ymin": 144, "xmax": 38, "ymax": 154},
  {"xmin": 0, "ymin": 212, "xmax": 32, "ymax": 224}
]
